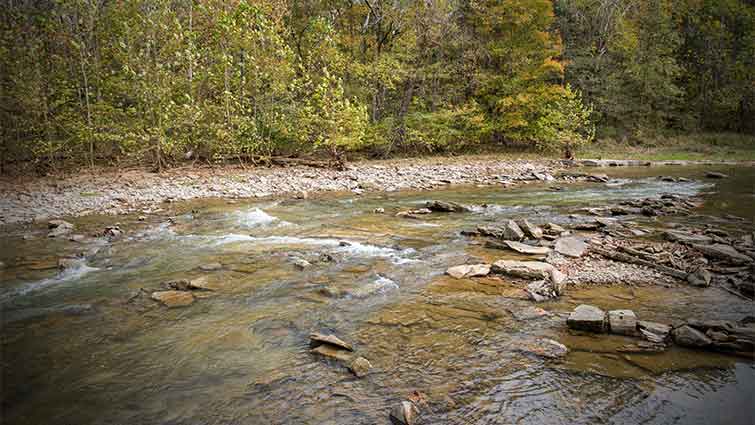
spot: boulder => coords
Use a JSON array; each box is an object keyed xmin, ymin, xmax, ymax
[
  {"xmin": 525, "ymin": 280, "xmax": 561, "ymax": 302},
  {"xmin": 446, "ymin": 264, "xmax": 491, "ymax": 279},
  {"xmin": 567, "ymin": 305, "xmax": 607, "ymax": 333},
  {"xmin": 517, "ymin": 338, "xmax": 569, "ymax": 359},
  {"xmin": 672, "ymin": 325, "xmax": 712, "ymax": 347},
  {"xmin": 348, "ymin": 357, "xmax": 372, "ymax": 378},
  {"xmin": 309, "ymin": 332, "xmax": 354, "ymax": 351},
  {"xmin": 554, "ymin": 237, "xmax": 588, "ymax": 258},
  {"xmin": 692, "ymin": 244, "xmax": 752, "ymax": 265},
  {"xmin": 425, "ymin": 200, "xmax": 470, "ymax": 213},
  {"xmin": 608, "ymin": 310, "xmax": 638, "ymax": 336},
  {"xmin": 638, "ymin": 321, "xmax": 671, "ymax": 343},
  {"xmin": 491, "ymin": 260, "xmax": 554, "ymax": 281},
  {"xmin": 390, "ymin": 401, "xmax": 420, "ymax": 425},
  {"xmin": 477, "ymin": 226, "xmax": 505, "ymax": 239},
  {"xmin": 502, "ymin": 241, "xmax": 551, "ymax": 255},
  {"xmin": 188, "ymin": 276, "xmax": 217, "ymax": 291},
  {"xmin": 151, "ymin": 290, "xmax": 194, "ymax": 308},
  {"xmin": 687, "ymin": 268, "xmax": 711, "ymax": 287},
  {"xmin": 502, "ymin": 220, "xmax": 525, "ymax": 241},
  {"xmin": 517, "ymin": 219, "xmax": 543, "ymax": 239}
]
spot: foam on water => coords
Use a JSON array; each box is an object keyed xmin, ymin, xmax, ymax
[
  {"xmin": 0, "ymin": 261, "xmax": 99, "ymax": 302},
  {"xmin": 236, "ymin": 208, "xmax": 290, "ymax": 228}
]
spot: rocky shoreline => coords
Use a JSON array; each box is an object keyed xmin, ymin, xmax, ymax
[
  {"xmin": 3, "ymin": 157, "xmax": 753, "ymax": 226},
  {"xmin": 0, "ymin": 158, "xmax": 563, "ymax": 226}
]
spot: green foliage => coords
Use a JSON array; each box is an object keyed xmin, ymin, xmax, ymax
[{"xmin": 0, "ymin": 0, "xmax": 752, "ymax": 171}]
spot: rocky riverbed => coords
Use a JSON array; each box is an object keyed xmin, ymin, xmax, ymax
[
  {"xmin": 0, "ymin": 158, "xmax": 563, "ymax": 225},
  {"xmin": 1, "ymin": 161, "xmax": 754, "ymax": 425}
]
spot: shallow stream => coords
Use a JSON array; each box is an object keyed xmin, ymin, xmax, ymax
[{"xmin": 1, "ymin": 165, "xmax": 753, "ymax": 424}]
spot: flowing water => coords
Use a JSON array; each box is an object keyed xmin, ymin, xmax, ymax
[{"xmin": 1, "ymin": 165, "xmax": 753, "ymax": 424}]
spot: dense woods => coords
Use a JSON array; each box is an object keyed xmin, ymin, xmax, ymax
[{"xmin": 1, "ymin": 0, "xmax": 753, "ymax": 171}]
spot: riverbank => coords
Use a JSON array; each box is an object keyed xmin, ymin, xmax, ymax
[{"xmin": 2, "ymin": 155, "xmax": 754, "ymax": 226}]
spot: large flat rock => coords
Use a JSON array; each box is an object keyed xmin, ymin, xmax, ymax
[
  {"xmin": 151, "ymin": 290, "xmax": 194, "ymax": 308},
  {"xmin": 567, "ymin": 304, "xmax": 607, "ymax": 333},
  {"xmin": 446, "ymin": 264, "xmax": 491, "ymax": 279},
  {"xmin": 491, "ymin": 260, "xmax": 554, "ymax": 280},
  {"xmin": 502, "ymin": 241, "xmax": 551, "ymax": 255},
  {"xmin": 554, "ymin": 236, "xmax": 588, "ymax": 257},
  {"xmin": 692, "ymin": 244, "xmax": 752, "ymax": 264},
  {"xmin": 608, "ymin": 310, "xmax": 637, "ymax": 336}
]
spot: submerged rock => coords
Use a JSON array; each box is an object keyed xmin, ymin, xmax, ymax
[
  {"xmin": 291, "ymin": 257, "xmax": 311, "ymax": 270},
  {"xmin": 705, "ymin": 171, "xmax": 728, "ymax": 179},
  {"xmin": 390, "ymin": 401, "xmax": 420, "ymax": 425},
  {"xmin": 396, "ymin": 208, "xmax": 432, "ymax": 218},
  {"xmin": 102, "ymin": 225, "xmax": 123, "ymax": 240},
  {"xmin": 608, "ymin": 310, "xmax": 637, "ymax": 336},
  {"xmin": 672, "ymin": 325, "xmax": 712, "ymax": 347},
  {"xmin": 554, "ymin": 236, "xmax": 588, "ymax": 258},
  {"xmin": 310, "ymin": 344, "xmax": 353, "ymax": 362},
  {"xmin": 517, "ymin": 338, "xmax": 569, "ymax": 359},
  {"xmin": 348, "ymin": 356, "xmax": 372, "ymax": 378},
  {"xmin": 425, "ymin": 200, "xmax": 470, "ymax": 213},
  {"xmin": 199, "ymin": 262, "xmax": 223, "ymax": 271},
  {"xmin": 526, "ymin": 280, "xmax": 561, "ymax": 302},
  {"xmin": 446, "ymin": 264, "xmax": 491, "ymax": 279},
  {"xmin": 511, "ymin": 306, "xmax": 549, "ymax": 320},
  {"xmin": 151, "ymin": 290, "xmax": 194, "ymax": 308},
  {"xmin": 567, "ymin": 305, "xmax": 607, "ymax": 333},
  {"xmin": 309, "ymin": 332, "xmax": 354, "ymax": 351}
]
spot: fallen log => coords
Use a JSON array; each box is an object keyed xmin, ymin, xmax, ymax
[{"xmin": 591, "ymin": 246, "xmax": 689, "ymax": 280}]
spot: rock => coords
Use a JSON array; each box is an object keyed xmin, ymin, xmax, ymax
[
  {"xmin": 567, "ymin": 305, "xmax": 607, "ymax": 333},
  {"xmin": 425, "ymin": 200, "xmax": 470, "ymax": 213},
  {"xmin": 687, "ymin": 268, "xmax": 712, "ymax": 287},
  {"xmin": 525, "ymin": 280, "xmax": 560, "ymax": 301},
  {"xmin": 348, "ymin": 357, "xmax": 372, "ymax": 377},
  {"xmin": 445, "ymin": 264, "xmax": 491, "ymax": 279},
  {"xmin": 390, "ymin": 401, "xmax": 420, "ymax": 425},
  {"xmin": 188, "ymin": 276, "xmax": 216, "ymax": 291},
  {"xmin": 477, "ymin": 226, "xmax": 505, "ymax": 239},
  {"xmin": 68, "ymin": 234, "xmax": 86, "ymax": 243},
  {"xmin": 517, "ymin": 219, "xmax": 543, "ymax": 239},
  {"xmin": 102, "ymin": 225, "xmax": 123, "ymax": 240},
  {"xmin": 511, "ymin": 306, "xmax": 549, "ymax": 320},
  {"xmin": 502, "ymin": 241, "xmax": 551, "ymax": 255},
  {"xmin": 167, "ymin": 279, "xmax": 191, "ymax": 291},
  {"xmin": 672, "ymin": 325, "xmax": 712, "ymax": 347},
  {"xmin": 138, "ymin": 215, "xmax": 146, "ymax": 221},
  {"xmin": 587, "ymin": 174, "xmax": 609, "ymax": 182},
  {"xmin": 291, "ymin": 257, "xmax": 311, "ymax": 270},
  {"xmin": 705, "ymin": 171, "xmax": 728, "ymax": 179},
  {"xmin": 638, "ymin": 321, "xmax": 671, "ymax": 343},
  {"xmin": 0, "ymin": 260, "xmax": 5, "ymax": 269},
  {"xmin": 151, "ymin": 290, "xmax": 194, "ymax": 308},
  {"xmin": 396, "ymin": 208, "xmax": 432, "ymax": 218},
  {"xmin": 664, "ymin": 230, "xmax": 713, "ymax": 245},
  {"xmin": 310, "ymin": 345, "xmax": 353, "ymax": 362},
  {"xmin": 309, "ymin": 332, "xmax": 354, "ymax": 351},
  {"xmin": 502, "ymin": 220, "xmax": 525, "ymax": 241},
  {"xmin": 373, "ymin": 208, "xmax": 385, "ymax": 214},
  {"xmin": 692, "ymin": 244, "xmax": 752, "ymax": 265},
  {"xmin": 517, "ymin": 338, "xmax": 569, "ymax": 359},
  {"xmin": 608, "ymin": 310, "xmax": 637, "ymax": 336},
  {"xmin": 57, "ymin": 257, "xmax": 81, "ymax": 271},
  {"xmin": 491, "ymin": 260, "xmax": 562, "ymax": 284},
  {"xmin": 544, "ymin": 223, "xmax": 566, "ymax": 234},
  {"xmin": 554, "ymin": 236, "xmax": 588, "ymax": 258},
  {"xmin": 199, "ymin": 262, "xmax": 223, "ymax": 271},
  {"xmin": 47, "ymin": 219, "xmax": 74, "ymax": 237}
]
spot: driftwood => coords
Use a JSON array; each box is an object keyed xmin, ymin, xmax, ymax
[{"xmin": 592, "ymin": 246, "xmax": 689, "ymax": 280}]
